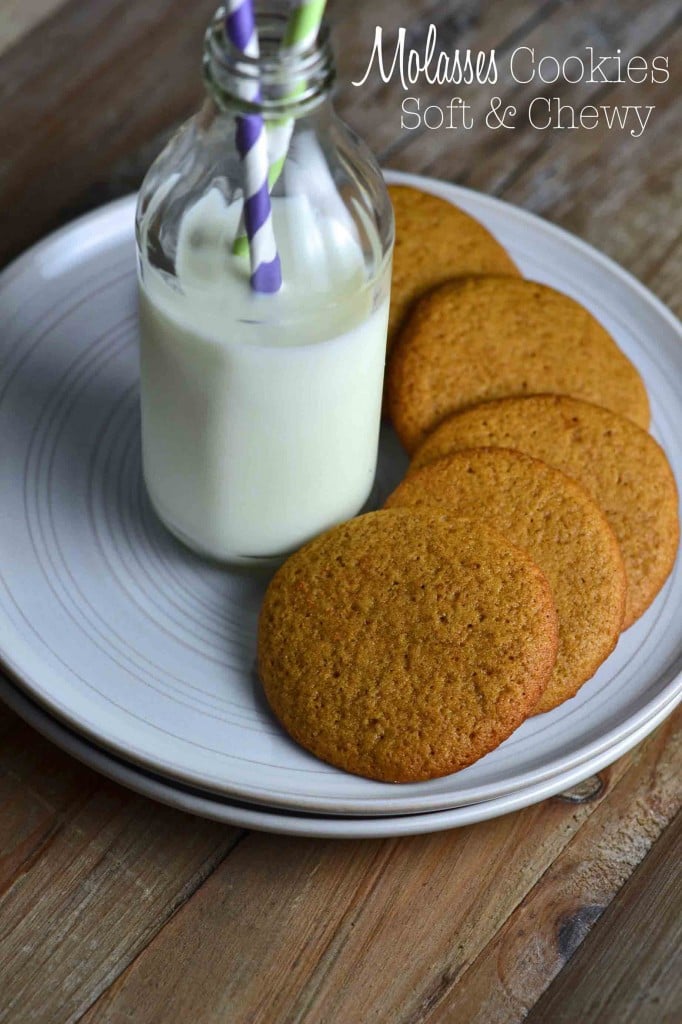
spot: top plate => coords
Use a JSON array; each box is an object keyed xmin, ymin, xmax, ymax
[{"xmin": 0, "ymin": 170, "xmax": 680, "ymax": 815}]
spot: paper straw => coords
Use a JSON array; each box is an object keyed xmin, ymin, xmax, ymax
[
  {"xmin": 225, "ymin": 0, "xmax": 282, "ymax": 293},
  {"xmin": 234, "ymin": 0, "xmax": 327, "ymax": 255},
  {"xmin": 267, "ymin": 1, "xmax": 327, "ymax": 185}
]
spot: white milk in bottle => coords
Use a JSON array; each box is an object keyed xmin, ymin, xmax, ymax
[{"xmin": 138, "ymin": 189, "xmax": 390, "ymax": 560}]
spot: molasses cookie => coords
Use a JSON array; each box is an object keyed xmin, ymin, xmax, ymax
[
  {"xmin": 387, "ymin": 277, "xmax": 650, "ymax": 451},
  {"xmin": 258, "ymin": 509, "xmax": 558, "ymax": 781}
]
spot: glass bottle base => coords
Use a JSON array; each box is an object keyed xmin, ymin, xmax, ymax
[{"xmin": 146, "ymin": 491, "xmax": 288, "ymax": 573}]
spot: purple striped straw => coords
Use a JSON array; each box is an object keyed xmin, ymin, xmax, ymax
[{"xmin": 225, "ymin": 0, "xmax": 282, "ymax": 293}]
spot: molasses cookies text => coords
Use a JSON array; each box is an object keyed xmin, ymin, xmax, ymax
[{"xmin": 353, "ymin": 26, "xmax": 669, "ymax": 139}]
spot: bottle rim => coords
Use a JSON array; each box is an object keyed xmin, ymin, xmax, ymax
[{"xmin": 203, "ymin": 5, "xmax": 335, "ymax": 117}]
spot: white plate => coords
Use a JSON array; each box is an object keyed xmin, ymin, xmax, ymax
[
  {"xmin": 0, "ymin": 171, "xmax": 680, "ymax": 816},
  {"xmin": 2, "ymin": 674, "xmax": 678, "ymax": 838}
]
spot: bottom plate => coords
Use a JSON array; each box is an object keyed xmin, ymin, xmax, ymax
[{"xmin": 1, "ymin": 675, "xmax": 678, "ymax": 839}]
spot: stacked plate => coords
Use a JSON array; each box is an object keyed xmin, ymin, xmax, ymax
[{"xmin": 0, "ymin": 172, "xmax": 680, "ymax": 838}]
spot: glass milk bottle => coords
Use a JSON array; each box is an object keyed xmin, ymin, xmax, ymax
[{"xmin": 135, "ymin": 4, "xmax": 394, "ymax": 564}]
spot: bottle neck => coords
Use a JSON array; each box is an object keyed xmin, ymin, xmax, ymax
[{"xmin": 202, "ymin": 5, "xmax": 335, "ymax": 119}]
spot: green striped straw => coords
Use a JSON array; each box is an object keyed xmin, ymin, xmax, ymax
[
  {"xmin": 268, "ymin": 0, "xmax": 327, "ymax": 185},
  {"xmin": 234, "ymin": 0, "xmax": 327, "ymax": 255}
]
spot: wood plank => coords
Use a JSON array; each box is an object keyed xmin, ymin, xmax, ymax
[
  {"xmin": 121, "ymin": 0, "xmax": 552, "ymax": 232},
  {"xmin": 0, "ymin": 711, "xmax": 99, "ymax": 897},
  {"xmin": 78, "ymin": 711, "xmax": 681, "ymax": 1024},
  {"xmin": 0, "ymin": 0, "xmax": 68, "ymax": 59},
  {"xmin": 525, "ymin": 810, "xmax": 682, "ymax": 1024},
  {"xmin": 420, "ymin": 712, "xmax": 682, "ymax": 1023},
  {"xmin": 491, "ymin": 27, "xmax": 682, "ymax": 316},
  {"xmin": 0, "ymin": 0, "xmax": 219, "ymax": 266},
  {"xmin": 0, "ymin": 710, "xmax": 242, "ymax": 1024}
]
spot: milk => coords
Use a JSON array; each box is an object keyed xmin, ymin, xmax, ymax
[{"xmin": 137, "ymin": 189, "xmax": 390, "ymax": 561}]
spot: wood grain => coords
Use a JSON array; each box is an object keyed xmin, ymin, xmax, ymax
[
  {"xmin": 0, "ymin": 0, "xmax": 218, "ymax": 266},
  {"xmin": 0, "ymin": 0, "xmax": 68, "ymax": 58},
  {"xmin": 0, "ymin": 706, "xmax": 243, "ymax": 1024},
  {"xmin": 0, "ymin": 708, "xmax": 99, "ymax": 897},
  {"xmin": 78, "ymin": 711, "xmax": 681, "ymax": 1024},
  {"xmin": 525, "ymin": 810, "xmax": 682, "ymax": 1024},
  {"xmin": 420, "ymin": 711, "xmax": 682, "ymax": 1023}
]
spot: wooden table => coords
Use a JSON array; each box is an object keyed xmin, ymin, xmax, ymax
[{"xmin": 1, "ymin": 2, "xmax": 680, "ymax": 1021}]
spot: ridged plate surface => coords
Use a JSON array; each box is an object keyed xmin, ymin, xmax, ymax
[{"xmin": 0, "ymin": 171, "xmax": 680, "ymax": 815}]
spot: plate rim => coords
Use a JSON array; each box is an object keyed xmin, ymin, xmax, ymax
[
  {"xmin": 0, "ymin": 170, "xmax": 680, "ymax": 814},
  {"xmin": 1, "ymin": 674, "xmax": 679, "ymax": 838}
]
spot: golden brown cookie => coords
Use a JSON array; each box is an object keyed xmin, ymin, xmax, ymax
[
  {"xmin": 387, "ymin": 185, "xmax": 520, "ymax": 348},
  {"xmin": 258, "ymin": 509, "xmax": 558, "ymax": 782},
  {"xmin": 410, "ymin": 395, "xmax": 679, "ymax": 627},
  {"xmin": 386, "ymin": 277, "xmax": 650, "ymax": 451},
  {"xmin": 385, "ymin": 449, "xmax": 626, "ymax": 714}
]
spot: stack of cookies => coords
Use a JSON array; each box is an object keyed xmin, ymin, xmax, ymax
[{"xmin": 258, "ymin": 186, "xmax": 679, "ymax": 785}]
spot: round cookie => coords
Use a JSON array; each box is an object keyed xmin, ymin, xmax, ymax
[
  {"xmin": 385, "ymin": 449, "xmax": 626, "ymax": 714},
  {"xmin": 386, "ymin": 276, "xmax": 650, "ymax": 451},
  {"xmin": 411, "ymin": 395, "xmax": 679, "ymax": 627},
  {"xmin": 258, "ymin": 509, "xmax": 559, "ymax": 782},
  {"xmin": 387, "ymin": 185, "xmax": 520, "ymax": 348}
]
